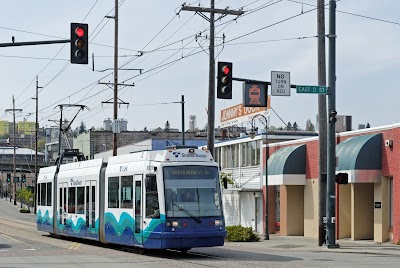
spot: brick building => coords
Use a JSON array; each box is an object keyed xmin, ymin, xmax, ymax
[{"xmin": 263, "ymin": 123, "xmax": 400, "ymax": 243}]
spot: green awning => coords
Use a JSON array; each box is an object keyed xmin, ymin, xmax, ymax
[
  {"xmin": 336, "ymin": 133, "xmax": 382, "ymax": 183},
  {"xmin": 265, "ymin": 144, "xmax": 306, "ymax": 185}
]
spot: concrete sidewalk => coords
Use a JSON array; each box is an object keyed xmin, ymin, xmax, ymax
[{"xmin": 225, "ymin": 234, "xmax": 400, "ymax": 256}]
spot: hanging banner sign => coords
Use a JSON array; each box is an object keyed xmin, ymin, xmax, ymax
[{"xmin": 220, "ymin": 101, "xmax": 270, "ymax": 128}]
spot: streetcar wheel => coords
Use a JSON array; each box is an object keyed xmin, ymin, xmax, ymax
[{"xmin": 136, "ymin": 248, "xmax": 145, "ymax": 255}]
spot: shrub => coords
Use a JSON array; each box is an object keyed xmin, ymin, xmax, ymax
[{"xmin": 225, "ymin": 225, "xmax": 260, "ymax": 242}]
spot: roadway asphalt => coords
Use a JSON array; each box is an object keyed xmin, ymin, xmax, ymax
[{"xmin": 1, "ymin": 196, "xmax": 399, "ymax": 257}]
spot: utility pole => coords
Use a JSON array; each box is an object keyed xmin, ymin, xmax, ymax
[
  {"xmin": 34, "ymin": 76, "xmax": 42, "ymax": 214},
  {"xmin": 181, "ymin": 95, "xmax": 185, "ymax": 145},
  {"xmin": 57, "ymin": 104, "xmax": 87, "ymax": 158},
  {"xmin": 113, "ymin": 0, "xmax": 119, "ymax": 156},
  {"xmin": 326, "ymin": 0, "xmax": 339, "ymax": 248},
  {"xmin": 317, "ymin": 0, "xmax": 328, "ymax": 247},
  {"xmin": 58, "ymin": 106, "xmax": 64, "ymax": 157},
  {"xmin": 182, "ymin": 2, "xmax": 244, "ymax": 157},
  {"xmin": 6, "ymin": 96, "xmax": 22, "ymax": 206}
]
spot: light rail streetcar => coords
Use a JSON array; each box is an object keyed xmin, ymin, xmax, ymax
[{"xmin": 36, "ymin": 147, "xmax": 226, "ymax": 251}]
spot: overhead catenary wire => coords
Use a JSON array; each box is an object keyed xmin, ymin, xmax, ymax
[{"xmin": 10, "ymin": 0, "xmax": 297, "ymax": 123}]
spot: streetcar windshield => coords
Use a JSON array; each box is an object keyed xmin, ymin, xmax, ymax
[{"xmin": 163, "ymin": 166, "xmax": 223, "ymax": 218}]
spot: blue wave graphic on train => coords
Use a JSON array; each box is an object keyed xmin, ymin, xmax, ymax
[{"xmin": 104, "ymin": 212, "xmax": 164, "ymax": 246}]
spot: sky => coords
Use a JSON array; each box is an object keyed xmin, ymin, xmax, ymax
[{"xmin": 0, "ymin": 0, "xmax": 399, "ymax": 133}]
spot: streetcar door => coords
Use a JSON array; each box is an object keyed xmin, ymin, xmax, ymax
[
  {"xmin": 59, "ymin": 182, "xmax": 68, "ymax": 235},
  {"xmin": 134, "ymin": 175, "xmax": 143, "ymax": 245},
  {"xmin": 85, "ymin": 180, "xmax": 97, "ymax": 239}
]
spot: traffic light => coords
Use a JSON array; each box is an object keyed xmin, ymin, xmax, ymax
[
  {"xmin": 217, "ymin": 62, "xmax": 233, "ymax": 99},
  {"xmin": 6, "ymin": 173, "xmax": 11, "ymax": 183},
  {"xmin": 335, "ymin": 172, "xmax": 348, "ymax": 185},
  {"xmin": 71, "ymin": 23, "xmax": 89, "ymax": 64},
  {"xmin": 22, "ymin": 174, "xmax": 26, "ymax": 183}
]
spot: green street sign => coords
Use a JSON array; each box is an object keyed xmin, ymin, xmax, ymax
[{"xmin": 296, "ymin": 85, "xmax": 327, "ymax": 94}]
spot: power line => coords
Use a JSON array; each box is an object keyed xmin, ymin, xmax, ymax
[
  {"xmin": 225, "ymin": 4, "xmax": 317, "ymax": 44},
  {"xmin": 288, "ymin": 0, "xmax": 400, "ymax": 26}
]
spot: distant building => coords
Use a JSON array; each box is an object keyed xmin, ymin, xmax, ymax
[
  {"xmin": 0, "ymin": 121, "xmax": 9, "ymax": 136},
  {"xmin": 335, "ymin": 115, "xmax": 352, "ymax": 132},
  {"xmin": 94, "ymin": 138, "xmax": 208, "ymax": 160},
  {"xmin": 74, "ymin": 130, "xmax": 209, "ymax": 160},
  {"xmin": 103, "ymin": 119, "xmax": 112, "ymax": 131},
  {"xmin": 17, "ymin": 121, "xmax": 36, "ymax": 135}
]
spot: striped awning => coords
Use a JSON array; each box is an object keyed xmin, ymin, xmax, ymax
[
  {"xmin": 265, "ymin": 144, "xmax": 306, "ymax": 185},
  {"xmin": 336, "ymin": 133, "xmax": 382, "ymax": 183}
]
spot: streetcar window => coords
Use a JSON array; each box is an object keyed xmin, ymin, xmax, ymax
[
  {"xmin": 68, "ymin": 187, "xmax": 76, "ymax": 213},
  {"xmin": 108, "ymin": 177, "xmax": 119, "ymax": 208},
  {"xmin": 40, "ymin": 183, "xmax": 46, "ymax": 206},
  {"xmin": 76, "ymin": 186, "xmax": 84, "ymax": 214},
  {"xmin": 164, "ymin": 166, "xmax": 223, "ymax": 217},
  {"xmin": 121, "ymin": 176, "xmax": 133, "ymax": 208},
  {"xmin": 145, "ymin": 174, "xmax": 159, "ymax": 218},
  {"xmin": 37, "ymin": 183, "xmax": 41, "ymax": 206},
  {"xmin": 46, "ymin": 182, "xmax": 52, "ymax": 206}
]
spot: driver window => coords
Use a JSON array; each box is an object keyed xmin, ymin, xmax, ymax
[{"xmin": 145, "ymin": 174, "xmax": 159, "ymax": 218}]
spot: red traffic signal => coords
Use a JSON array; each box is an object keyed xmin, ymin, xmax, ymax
[
  {"xmin": 75, "ymin": 27, "xmax": 85, "ymax": 37},
  {"xmin": 71, "ymin": 23, "xmax": 89, "ymax": 64},
  {"xmin": 222, "ymin": 65, "xmax": 230, "ymax": 75},
  {"xmin": 217, "ymin": 62, "xmax": 233, "ymax": 99}
]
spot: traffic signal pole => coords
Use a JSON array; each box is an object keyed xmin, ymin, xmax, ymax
[
  {"xmin": 0, "ymin": 39, "xmax": 70, "ymax": 48},
  {"xmin": 326, "ymin": 0, "xmax": 339, "ymax": 248},
  {"xmin": 317, "ymin": 0, "xmax": 328, "ymax": 247}
]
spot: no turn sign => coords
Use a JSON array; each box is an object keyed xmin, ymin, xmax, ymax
[{"xmin": 271, "ymin": 71, "xmax": 290, "ymax": 96}]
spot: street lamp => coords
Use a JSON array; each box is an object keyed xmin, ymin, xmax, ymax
[{"xmin": 249, "ymin": 114, "xmax": 269, "ymax": 240}]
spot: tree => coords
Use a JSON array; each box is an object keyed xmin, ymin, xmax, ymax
[
  {"xmin": 189, "ymin": 115, "xmax": 197, "ymax": 132},
  {"xmin": 37, "ymin": 140, "xmax": 46, "ymax": 152},
  {"xmin": 286, "ymin": 122, "xmax": 292, "ymax": 131},
  {"xmin": 305, "ymin": 119, "xmax": 315, "ymax": 131},
  {"xmin": 143, "ymin": 126, "xmax": 148, "ymax": 132},
  {"xmin": 78, "ymin": 121, "xmax": 86, "ymax": 134},
  {"xmin": 203, "ymin": 123, "xmax": 208, "ymax": 132},
  {"xmin": 165, "ymin": 121, "xmax": 170, "ymax": 132},
  {"xmin": 366, "ymin": 123, "xmax": 370, "ymax": 128},
  {"xmin": 292, "ymin": 122, "xmax": 299, "ymax": 131}
]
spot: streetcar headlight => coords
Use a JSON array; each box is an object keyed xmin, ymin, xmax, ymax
[
  {"xmin": 166, "ymin": 221, "xmax": 171, "ymax": 227},
  {"xmin": 215, "ymin": 220, "xmax": 223, "ymax": 226},
  {"xmin": 172, "ymin": 221, "xmax": 179, "ymax": 227}
]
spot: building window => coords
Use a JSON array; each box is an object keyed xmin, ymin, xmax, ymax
[
  {"xmin": 214, "ymin": 147, "xmax": 220, "ymax": 165},
  {"xmin": 240, "ymin": 142, "xmax": 248, "ymax": 167},
  {"xmin": 108, "ymin": 177, "xmax": 119, "ymax": 208},
  {"xmin": 232, "ymin": 144, "xmax": 238, "ymax": 168},
  {"xmin": 248, "ymin": 141, "xmax": 257, "ymax": 166}
]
